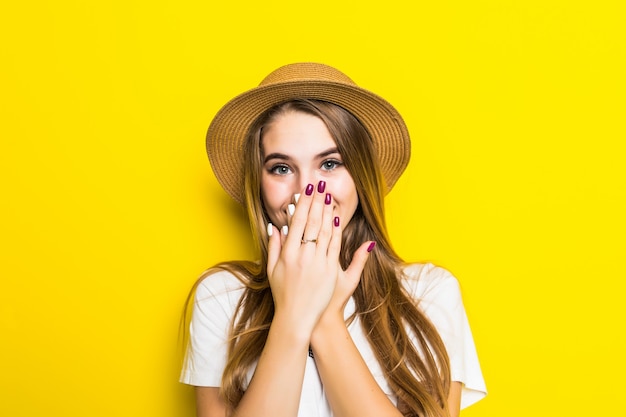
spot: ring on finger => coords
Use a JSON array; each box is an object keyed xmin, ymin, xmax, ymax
[{"xmin": 301, "ymin": 238, "xmax": 317, "ymax": 244}]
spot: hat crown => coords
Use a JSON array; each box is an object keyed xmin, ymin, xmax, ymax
[{"xmin": 259, "ymin": 63, "xmax": 356, "ymax": 87}]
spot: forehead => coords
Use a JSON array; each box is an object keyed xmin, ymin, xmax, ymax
[{"xmin": 261, "ymin": 111, "xmax": 337, "ymax": 156}]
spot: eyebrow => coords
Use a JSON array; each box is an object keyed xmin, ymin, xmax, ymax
[{"xmin": 263, "ymin": 147, "xmax": 340, "ymax": 164}]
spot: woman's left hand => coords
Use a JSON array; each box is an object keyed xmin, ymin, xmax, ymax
[{"xmin": 315, "ymin": 239, "xmax": 375, "ymax": 327}]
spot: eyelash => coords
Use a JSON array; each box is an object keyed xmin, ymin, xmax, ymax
[
  {"xmin": 321, "ymin": 159, "xmax": 343, "ymax": 171},
  {"xmin": 268, "ymin": 159, "xmax": 343, "ymax": 175},
  {"xmin": 269, "ymin": 164, "xmax": 291, "ymax": 175}
]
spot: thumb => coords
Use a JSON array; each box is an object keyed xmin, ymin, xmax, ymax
[
  {"xmin": 345, "ymin": 241, "xmax": 376, "ymax": 280},
  {"xmin": 266, "ymin": 223, "xmax": 281, "ymax": 275}
]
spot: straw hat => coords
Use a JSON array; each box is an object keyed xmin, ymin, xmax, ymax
[{"xmin": 206, "ymin": 62, "xmax": 411, "ymax": 205}]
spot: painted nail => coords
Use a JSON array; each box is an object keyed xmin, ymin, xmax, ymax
[
  {"xmin": 305, "ymin": 184, "xmax": 314, "ymax": 196},
  {"xmin": 288, "ymin": 204, "xmax": 295, "ymax": 215},
  {"xmin": 325, "ymin": 193, "xmax": 332, "ymax": 205},
  {"xmin": 282, "ymin": 225, "xmax": 289, "ymax": 236},
  {"xmin": 334, "ymin": 216, "xmax": 340, "ymax": 227},
  {"xmin": 317, "ymin": 181, "xmax": 326, "ymax": 193},
  {"xmin": 367, "ymin": 241, "xmax": 376, "ymax": 252},
  {"xmin": 294, "ymin": 193, "xmax": 301, "ymax": 203},
  {"xmin": 267, "ymin": 223, "xmax": 273, "ymax": 237}
]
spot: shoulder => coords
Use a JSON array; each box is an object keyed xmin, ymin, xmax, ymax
[
  {"xmin": 401, "ymin": 262, "xmax": 461, "ymax": 302},
  {"xmin": 189, "ymin": 268, "xmax": 247, "ymax": 329},
  {"xmin": 194, "ymin": 268, "xmax": 246, "ymax": 304}
]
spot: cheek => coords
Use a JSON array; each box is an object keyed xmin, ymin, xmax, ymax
[
  {"xmin": 260, "ymin": 177, "xmax": 289, "ymax": 220},
  {"xmin": 260, "ymin": 181, "xmax": 277, "ymax": 209},
  {"xmin": 347, "ymin": 184, "xmax": 360, "ymax": 213},
  {"xmin": 332, "ymin": 175, "xmax": 359, "ymax": 212}
]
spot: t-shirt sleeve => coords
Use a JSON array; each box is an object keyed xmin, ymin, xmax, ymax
[
  {"xmin": 404, "ymin": 263, "xmax": 487, "ymax": 409},
  {"xmin": 179, "ymin": 270, "xmax": 244, "ymax": 387}
]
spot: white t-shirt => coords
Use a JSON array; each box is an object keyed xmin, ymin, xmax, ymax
[{"xmin": 180, "ymin": 263, "xmax": 487, "ymax": 414}]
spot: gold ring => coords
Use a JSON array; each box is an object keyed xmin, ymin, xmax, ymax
[{"xmin": 301, "ymin": 238, "xmax": 317, "ymax": 244}]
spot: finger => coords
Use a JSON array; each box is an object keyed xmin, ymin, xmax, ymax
[
  {"xmin": 315, "ymin": 192, "xmax": 335, "ymax": 252},
  {"xmin": 285, "ymin": 203, "xmax": 296, "ymax": 238},
  {"xmin": 287, "ymin": 203, "xmax": 296, "ymax": 220},
  {"xmin": 266, "ymin": 223, "xmax": 281, "ymax": 274},
  {"xmin": 280, "ymin": 224, "xmax": 289, "ymax": 247},
  {"xmin": 327, "ymin": 214, "xmax": 342, "ymax": 262},
  {"xmin": 344, "ymin": 241, "xmax": 376, "ymax": 280},
  {"xmin": 286, "ymin": 194, "xmax": 299, "ymax": 227},
  {"xmin": 301, "ymin": 180, "xmax": 327, "ymax": 245},
  {"xmin": 284, "ymin": 183, "xmax": 314, "ymax": 250}
]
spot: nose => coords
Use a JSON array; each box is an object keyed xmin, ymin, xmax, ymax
[
  {"xmin": 294, "ymin": 171, "xmax": 324, "ymax": 193},
  {"xmin": 295, "ymin": 171, "xmax": 320, "ymax": 195}
]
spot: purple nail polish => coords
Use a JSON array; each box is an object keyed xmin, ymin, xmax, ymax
[
  {"xmin": 325, "ymin": 193, "xmax": 332, "ymax": 205},
  {"xmin": 305, "ymin": 184, "xmax": 314, "ymax": 196},
  {"xmin": 317, "ymin": 181, "xmax": 326, "ymax": 193},
  {"xmin": 367, "ymin": 241, "xmax": 376, "ymax": 252},
  {"xmin": 334, "ymin": 216, "xmax": 340, "ymax": 227}
]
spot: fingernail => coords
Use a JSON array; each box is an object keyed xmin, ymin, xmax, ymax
[
  {"xmin": 267, "ymin": 223, "xmax": 273, "ymax": 237},
  {"xmin": 288, "ymin": 204, "xmax": 295, "ymax": 215},
  {"xmin": 294, "ymin": 193, "xmax": 301, "ymax": 203},
  {"xmin": 305, "ymin": 184, "xmax": 314, "ymax": 196},
  {"xmin": 334, "ymin": 216, "xmax": 340, "ymax": 227},
  {"xmin": 282, "ymin": 225, "xmax": 289, "ymax": 236},
  {"xmin": 325, "ymin": 193, "xmax": 332, "ymax": 205},
  {"xmin": 317, "ymin": 181, "xmax": 326, "ymax": 193},
  {"xmin": 367, "ymin": 241, "xmax": 376, "ymax": 252}
]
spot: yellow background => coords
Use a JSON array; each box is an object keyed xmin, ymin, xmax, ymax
[{"xmin": 1, "ymin": 1, "xmax": 624, "ymax": 416}]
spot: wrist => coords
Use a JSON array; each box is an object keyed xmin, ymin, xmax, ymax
[
  {"xmin": 310, "ymin": 313, "xmax": 346, "ymax": 347},
  {"xmin": 271, "ymin": 308, "xmax": 315, "ymax": 345}
]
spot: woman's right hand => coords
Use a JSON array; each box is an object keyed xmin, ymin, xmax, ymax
[{"xmin": 266, "ymin": 181, "xmax": 342, "ymax": 335}]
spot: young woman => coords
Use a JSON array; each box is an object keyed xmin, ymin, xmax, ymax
[{"xmin": 181, "ymin": 63, "xmax": 486, "ymax": 417}]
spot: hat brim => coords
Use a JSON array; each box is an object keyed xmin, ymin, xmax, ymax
[{"xmin": 206, "ymin": 80, "xmax": 410, "ymax": 205}]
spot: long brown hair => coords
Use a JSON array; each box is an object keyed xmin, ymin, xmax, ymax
[{"xmin": 184, "ymin": 99, "xmax": 451, "ymax": 416}]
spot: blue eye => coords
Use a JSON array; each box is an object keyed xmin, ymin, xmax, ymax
[
  {"xmin": 321, "ymin": 159, "xmax": 342, "ymax": 171},
  {"xmin": 270, "ymin": 164, "xmax": 291, "ymax": 175}
]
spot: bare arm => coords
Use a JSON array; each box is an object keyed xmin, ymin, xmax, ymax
[
  {"xmin": 308, "ymin": 239, "xmax": 401, "ymax": 417},
  {"xmin": 196, "ymin": 387, "xmax": 226, "ymax": 417},
  {"xmin": 447, "ymin": 381, "xmax": 462, "ymax": 417},
  {"xmin": 230, "ymin": 314, "xmax": 311, "ymax": 417},
  {"xmin": 194, "ymin": 316, "xmax": 310, "ymax": 417},
  {"xmin": 196, "ymin": 372, "xmax": 463, "ymax": 417},
  {"xmin": 310, "ymin": 317, "xmax": 403, "ymax": 417},
  {"xmin": 310, "ymin": 336, "xmax": 463, "ymax": 417}
]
